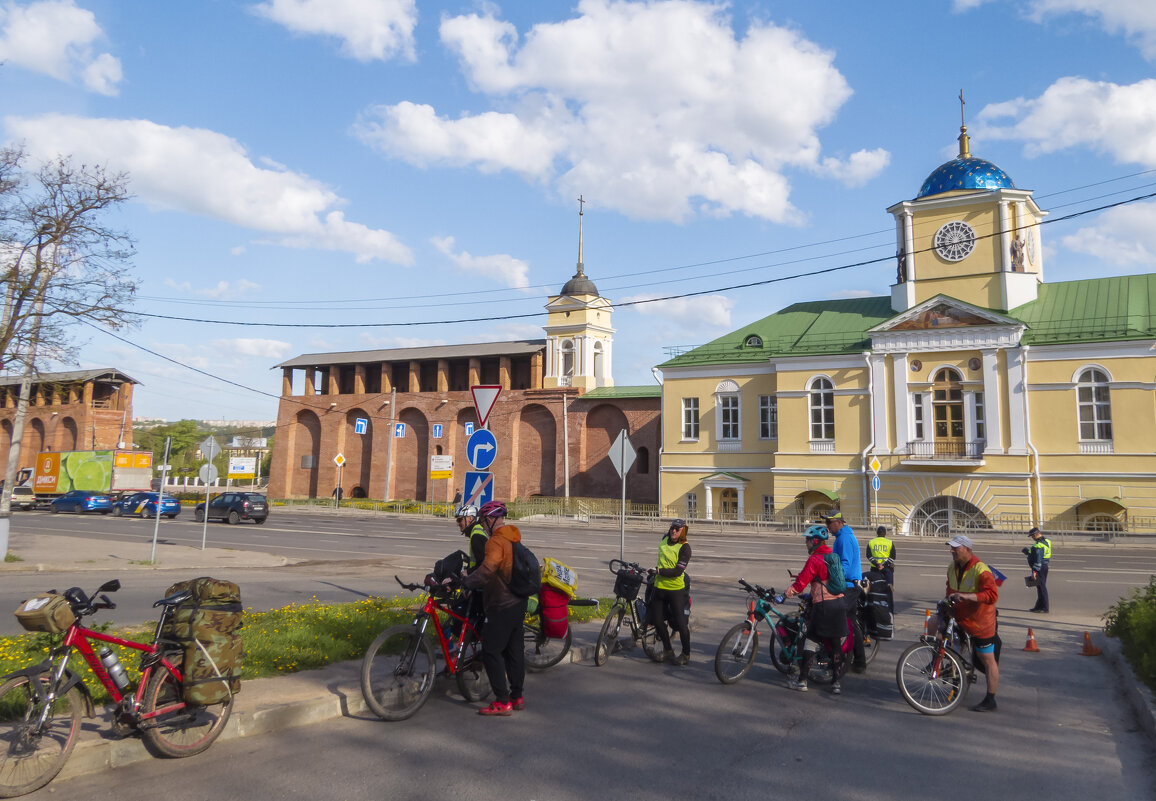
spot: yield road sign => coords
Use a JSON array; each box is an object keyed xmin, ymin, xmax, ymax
[
  {"xmin": 471, "ymin": 385, "xmax": 502, "ymax": 428},
  {"xmin": 609, "ymin": 429, "xmax": 637, "ymax": 478},
  {"xmin": 467, "ymin": 428, "xmax": 498, "ymax": 470},
  {"xmin": 464, "ymin": 471, "xmax": 494, "ymax": 508}
]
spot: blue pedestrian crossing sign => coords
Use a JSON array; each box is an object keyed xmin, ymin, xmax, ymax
[
  {"xmin": 394, "ymin": 423, "xmax": 406, "ymax": 438},
  {"xmin": 432, "ymin": 424, "xmax": 443, "ymax": 439},
  {"xmin": 467, "ymin": 428, "xmax": 497, "ymax": 470},
  {"xmin": 871, "ymin": 475, "xmax": 880, "ymax": 492},
  {"xmin": 464, "ymin": 471, "xmax": 494, "ymax": 508},
  {"xmin": 354, "ymin": 418, "xmax": 368, "ymax": 435}
]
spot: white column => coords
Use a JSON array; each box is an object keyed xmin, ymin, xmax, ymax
[
  {"xmin": 903, "ymin": 211, "xmax": 915, "ymax": 279},
  {"xmin": 981, "ymin": 348, "xmax": 1003, "ymax": 454},
  {"xmin": 704, "ymin": 484, "xmax": 714, "ymax": 521},
  {"xmin": 891, "ymin": 353, "xmax": 910, "ymax": 452},
  {"xmin": 603, "ymin": 337, "xmax": 613, "ymax": 384},
  {"xmin": 1006, "ymin": 347, "xmax": 1028, "ymax": 454},
  {"xmin": 736, "ymin": 485, "xmax": 745, "ymax": 522},
  {"xmin": 870, "ymin": 354, "xmax": 888, "ymax": 453}
]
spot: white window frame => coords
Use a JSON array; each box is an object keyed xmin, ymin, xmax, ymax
[
  {"xmin": 685, "ymin": 493, "xmax": 698, "ymax": 518},
  {"xmin": 972, "ymin": 391, "xmax": 986, "ymax": 442},
  {"xmin": 808, "ymin": 376, "xmax": 835, "ymax": 442},
  {"xmin": 912, "ymin": 392, "xmax": 925, "ymax": 440},
  {"xmin": 681, "ymin": 397, "xmax": 700, "ymax": 441},
  {"xmin": 1076, "ymin": 367, "xmax": 1113, "ymax": 443},
  {"xmin": 762, "ymin": 494, "xmax": 774, "ymax": 519},
  {"xmin": 758, "ymin": 395, "xmax": 778, "ymax": 440},
  {"xmin": 718, "ymin": 393, "xmax": 740, "ymax": 441}
]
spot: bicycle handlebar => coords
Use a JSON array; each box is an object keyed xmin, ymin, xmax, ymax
[
  {"xmin": 608, "ymin": 558, "xmax": 646, "ymax": 576},
  {"xmin": 737, "ymin": 578, "xmax": 779, "ymax": 599}
]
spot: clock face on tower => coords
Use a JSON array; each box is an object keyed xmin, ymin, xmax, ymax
[{"xmin": 933, "ymin": 220, "xmax": 976, "ymax": 262}]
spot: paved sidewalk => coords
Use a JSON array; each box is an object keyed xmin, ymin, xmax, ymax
[{"xmin": 1, "ymin": 529, "xmax": 299, "ymax": 574}]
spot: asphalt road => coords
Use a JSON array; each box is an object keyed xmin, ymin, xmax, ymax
[{"xmin": 5, "ymin": 508, "xmax": 1153, "ymax": 637}]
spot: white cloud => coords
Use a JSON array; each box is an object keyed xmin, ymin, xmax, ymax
[
  {"xmin": 251, "ymin": 0, "xmax": 417, "ymax": 62},
  {"xmin": 621, "ymin": 292, "xmax": 734, "ymax": 328},
  {"xmin": 215, "ymin": 337, "xmax": 294, "ymax": 359},
  {"xmin": 356, "ymin": 0, "xmax": 884, "ymax": 223},
  {"xmin": 1061, "ymin": 201, "xmax": 1156, "ymax": 267},
  {"xmin": 5, "ymin": 114, "xmax": 414, "ymax": 265},
  {"xmin": 430, "ymin": 235, "xmax": 530, "ymax": 289},
  {"xmin": 1027, "ymin": 1, "xmax": 1156, "ymax": 60},
  {"xmin": 978, "ymin": 78, "xmax": 1156, "ymax": 165},
  {"xmin": 0, "ymin": 0, "xmax": 122, "ymax": 94}
]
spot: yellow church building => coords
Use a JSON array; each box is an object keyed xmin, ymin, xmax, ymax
[{"xmin": 657, "ymin": 122, "xmax": 1156, "ymax": 535}]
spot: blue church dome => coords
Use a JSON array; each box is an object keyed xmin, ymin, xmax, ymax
[{"xmin": 917, "ymin": 156, "xmax": 1015, "ymax": 198}]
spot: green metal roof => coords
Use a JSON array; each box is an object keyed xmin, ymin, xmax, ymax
[
  {"xmin": 659, "ymin": 296, "xmax": 894, "ymax": 368},
  {"xmin": 581, "ymin": 385, "xmax": 662, "ymax": 399},
  {"xmin": 1011, "ymin": 274, "xmax": 1156, "ymax": 345}
]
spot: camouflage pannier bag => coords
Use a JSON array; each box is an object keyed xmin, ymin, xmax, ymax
[{"xmin": 160, "ymin": 577, "xmax": 243, "ymax": 705}]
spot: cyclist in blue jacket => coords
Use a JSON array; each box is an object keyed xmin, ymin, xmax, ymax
[{"xmin": 826, "ymin": 513, "xmax": 867, "ymax": 672}]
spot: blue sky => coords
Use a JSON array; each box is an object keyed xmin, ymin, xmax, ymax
[{"xmin": 3, "ymin": 0, "xmax": 1155, "ymax": 422}]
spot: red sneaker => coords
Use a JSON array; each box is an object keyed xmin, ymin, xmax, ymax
[
  {"xmin": 478, "ymin": 701, "xmax": 513, "ymax": 717},
  {"xmin": 511, "ymin": 697, "xmax": 525, "ymax": 711}
]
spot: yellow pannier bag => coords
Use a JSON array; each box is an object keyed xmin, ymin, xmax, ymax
[
  {"xmin": 14, "ymin": 593, "xmax": 76, "ymax": 634},
  {"xmin": 540, "ymin": 557, "xmax": 578, "ymax": 599}
]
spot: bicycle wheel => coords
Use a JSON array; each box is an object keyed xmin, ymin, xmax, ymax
[
  {"xmin": 361, "ymin": 625, "xmax": 437, "ymax": 721},
  {"xmin": 0, "ymin": 675, "xmax": 81, "ymax": 797},
  {"xmin": 524, "ymin": 622, "xmax": 572, "ymax": 671},
  {"xmin": 896, "ymin": 642, "xmax": 969, "ymax": 715},
  {"xmin": 140, "ymin": 663, "xmax": 232, "ymax": 758},
  {"xmin": 714, "ymin": 622, "xmax": 758, "ymax": 684},
  {"xmin": 640, "ymin": 625, "xmax": 664, "ymax": 662},
  {"xmin": 454, "ymin": 628, "xmax": 492, "ymax": 702},
  {"xmin": 863, "ymin": 631, "xmax": 881, "ymax": 666},
  {"xmin": 594, "ymin": 603, "xmax": 625, "ymax": 667}
]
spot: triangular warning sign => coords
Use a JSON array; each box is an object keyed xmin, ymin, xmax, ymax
[{"xmin": 471, "ymin": 385, "xmax": 502, "ymax": 428}]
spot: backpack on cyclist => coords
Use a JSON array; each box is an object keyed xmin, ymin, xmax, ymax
[
  {"xmin": 505, "ymin": 541, "xmax": 541, "ymax": 599},
  {"xmin": 160, "ymin": 577, "xmax": 243, "ymax": 705},
  {"xmin": 863, "ymin": 567, "xmax": 894, "ymax": 639},
  {"xmin": 822, "ymin": 552, "xmax": 846, "ymax": 597}
]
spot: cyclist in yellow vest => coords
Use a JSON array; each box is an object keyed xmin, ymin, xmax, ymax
[
  {"xmin": 867, "ymin": 525, "xmax": 895, "ymax": 586},
  {"xmin": 944, "ymin": 535, "xmax": 1000, "ymax": 712},
  {"xmin": 651, "ymin": 519, "xmax": 692, "ymax": 665},
  {"xmin": 1023, "ymin": 527, "xmax": 1051, "ymax": 613}
]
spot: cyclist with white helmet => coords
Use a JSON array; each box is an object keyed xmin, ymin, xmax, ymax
[
  {"xmin": 461, "ymin": 500, "xmax": 528, "ymax": 716},
  {"xmin": 784, "ymin": 524, "xmax": 847, "ymax": 694},
  {"xmin": 455, "ymin": 503, "xmax": 488, "ymax": 573}
]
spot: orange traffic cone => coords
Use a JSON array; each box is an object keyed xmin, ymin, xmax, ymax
[
  {"xmin": 1080, "ymin": 631, "xmax": 1101, "ymax": 656},
  {"xmin": 923, "ymin": 609, "xmax": 932, "ymax": 635},
  {"xmin": 1023, "ymin": 628, "xmax": 1039, "ymax": 652}
]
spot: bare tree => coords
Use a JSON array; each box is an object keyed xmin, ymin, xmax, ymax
[{"xmin": 1, "ymin": 146, "xmax": 139, "ymax": 555}]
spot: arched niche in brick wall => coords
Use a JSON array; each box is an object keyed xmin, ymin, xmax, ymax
[
  {"xmin": 56, "ymin": 417, "xmax": 79, "ymax": 451},
  {"xmin": 395, "ymin": 408, "xmax": 430, "ymax": 501},
  {"xmin": 580, "ymin": 404, "xmax": 629, "ymax": 497},
  {"xmin": 292, "ymin": 409, "xmax": 322, "ymax": 498},
  {"xmin": 26, "ymin": 418, "xmax": 45, "ymax": 455},
  {"xmin": 517, "ymin": 404, "xmax": 556, "ymax": 497},
  {"xmin": 343, "ymin": 408, "xmax": 373, "ymax": 498}
]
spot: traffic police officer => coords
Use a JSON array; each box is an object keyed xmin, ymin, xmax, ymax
[{"xmin": 1023, "ymin": 527, "xmax": 1051, "ymax": 613}]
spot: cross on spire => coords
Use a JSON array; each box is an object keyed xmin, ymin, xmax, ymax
[
  {"xmin": 576, "ymin": 194, "xmax": 585, "ymax": 275},
  {"xmin": 957, "ymin": 88, "xmax": 971, "ymax": 158}
]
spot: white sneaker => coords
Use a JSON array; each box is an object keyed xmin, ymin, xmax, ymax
[{"xmin": 788, "ymin": 677, "xmax": 809, "ymax": 692}]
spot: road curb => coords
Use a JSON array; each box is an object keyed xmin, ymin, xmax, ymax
[{"xmin": 1099, "ymin": 632, "xmax": 1156, "ymax": 746}]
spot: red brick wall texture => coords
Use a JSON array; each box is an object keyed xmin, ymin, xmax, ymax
[{"xmin": 269, "ymin": 389, "xmax": 660, "ymax": 503}]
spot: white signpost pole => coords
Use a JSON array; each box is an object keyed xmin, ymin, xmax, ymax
[
  {"xmin": 199, "ymin": 437, "xmax": 221, "ymax": 551},
  {"xmin": 149, "ymin": 436, "xmax": 172, "ymax": 563},
  {"xmin": 609, "ymin": 429, "xmax": 637, "ymax": 562}
]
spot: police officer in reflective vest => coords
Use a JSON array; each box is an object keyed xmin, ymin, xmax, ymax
[
  {"xmin": 867, "ymin": 526, "xmax": 895, "ymax": 585},
  {"xmin": 1023, "ymin": 527, "xmax": 1051, "ymax": 613}
]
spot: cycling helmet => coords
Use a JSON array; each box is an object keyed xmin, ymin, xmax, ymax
[
  {"xmin": 479, "ymin": 500, "xmax": 507, "ymax": 519},
  {"xmin": 802, "ymin": 524, "xmax": 829, "ymax": 540},
  {"xmin": 454, "ymin": 504, "xmax": 479, "ymax": 519}
]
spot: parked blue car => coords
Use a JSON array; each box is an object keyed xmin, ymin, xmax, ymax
[
  {"xmin": 112, "ymin": 491, "xmax": 181, "ymax": 519},
  {"xmin": 49, "ymin": 490, "xmax": 112, "ymax": 514}
]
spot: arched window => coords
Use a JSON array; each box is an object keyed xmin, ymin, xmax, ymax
[
  {"xmin": 1076, "ymin": 368, "xmax": 1112, "ymax": 442},
  {"xmin": 744, "ymin": 334, "xmax": 763, "ymax": 348},
  {"xmin": 559, "ymin": 339, "xmax": 575, "ymax": 384},
  {"xmin": 592, "ymin": 341, "xmax": 604, "ymax": 380},
  {"xmin": 932, "ymin": 367, "xmax": 964, "ymax": 456},
  {"xmin": 809, "ymin": 377, "xmax": 834, "ymax": 440}
]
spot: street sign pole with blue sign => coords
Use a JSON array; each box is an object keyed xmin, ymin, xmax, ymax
[
  {"xmin": 464, "ymin": 471, "xmax": 494, "ymax": 509},
  {"xmin": 467, "ymin": 429, "xmax": 498, "ymax": 470}
]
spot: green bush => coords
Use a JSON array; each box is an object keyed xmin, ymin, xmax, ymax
[{"xmin": 1104, "ymin": 576, "xmax": 1156, "ymax": 693}]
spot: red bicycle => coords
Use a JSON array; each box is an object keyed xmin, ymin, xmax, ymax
[
  {"xmin": 1, "ymin": 580, "xmax": 233, "ymax": 797},
  {"xmin": 360, "ymin": 576, "xmax": 490, "ymax": 721}
]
